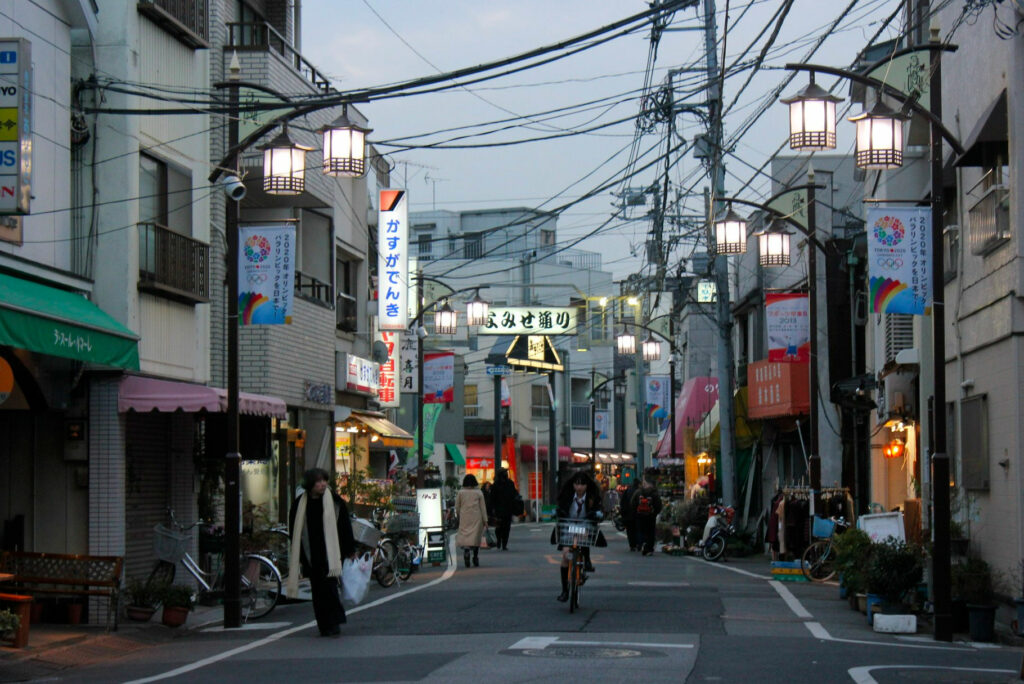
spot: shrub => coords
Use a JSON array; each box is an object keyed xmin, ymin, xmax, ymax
[
  {"xmin": 0, "ymin": 608, "xmax": 19, "ymax": 637},
  {"xmin": 866, "ymin": 539, "xmax": 925, "ymax": 604},
  {"xmin": 832, "ymin": 527, "xmax": 872, "ymax": 594},
  {"xmin": 952, "ymin": 556, "xmax": 994, "ymax": 605},
  {"xmin": 162, "ymin": 584, "xmax": 195, "ymax": 610},
  {"xmin": 126, "ymin": 578, "xmax": 164, "ymax": 608}
]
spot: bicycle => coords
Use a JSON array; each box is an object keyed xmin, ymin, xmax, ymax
[
  {"xmin": 800, "ymin": 516, "xmax": 850, "ymax": 581},
  {"xmin": 149, "ymin": 509, "xmax": 283, "ymax": 621},
  {"xmin": 352, "ymin": 515, "xmax": 401, "ymax": 588},
  {"xmin": 557, "ymin": 518, "xmax": 600, "ymax": 613}
]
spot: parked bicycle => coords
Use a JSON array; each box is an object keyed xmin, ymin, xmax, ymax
[
  {"xmin": 611, "ymin": 505, "xmax": 625, "ymax": 532},
  {"xmin": 801, "ymin": 516, "xmax": 850, "ymax": 581},
  {"xmin": 557, "ymin": 518, "xmax": 600, "ymax": 613},
  {"xmin": 699, "ymin": 504, "xmax": 736, "ymax": 562},
  {"xmin": 148, "ymin": 509, "xmax": 282, "ymax": 621}
]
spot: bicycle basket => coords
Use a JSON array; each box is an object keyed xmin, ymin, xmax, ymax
[
  {"xmin": 351, "ymin": 518, "xmax": 381, "ymax": 547},
  {"xmin": 153, "ymin": 524, "xmax": 192, "ymax": 563},
  {"xmin": 811, "ymin": 516, "xmax": 835, "ymax": 539},
  {"xmin": 557, "ymin": 519, "xmax": 599, "ymax": 547}
]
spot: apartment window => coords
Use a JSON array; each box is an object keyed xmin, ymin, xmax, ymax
[
  {"xmin": 531, "ymin": 384, "xmax": 550, "ymax": 419},
  {"xmin": 296, "ymin": 209, "xmax": 332, "ymax": 306},
  {"xmin": 464, "ymin": 384, "xmax": 479, "ymax": 417},
  {"xmin": 336, "ymin": 257, "xmax": 358, "ymax": 333},
  {"xmin": 967, "ymin": 161, "xmax": 1010, "ymax": 255},
  {"xmin": 540, "ymin": 229, "xmax": 555, "ymax": 246},
  {"xmin": 464, "ymin": 232, "xmax": 483, "ymax": 259},
  {"xmin": 137, "ymin": 0, "xmax": 209, "ymax": 49},
  {"xmin": 959, "ymin": 394, "xmax": 988, "ymax": 491},
  {"xmin": 417, "ymin": 232, "xmax": 433, "ymax": 259},
  {"xmin": 139, "ymin": 153, "xmax": 192, "ymax": 235}
]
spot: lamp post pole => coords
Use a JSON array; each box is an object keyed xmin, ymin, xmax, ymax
[
  {"xmin": 416, "ymin": 274, "xmax": 425, "ymax": 488},
  {"xmin": 807, "ymin": 170, "xmax": 820, "ymax": 510},
  {"xmin": 669, "ymin": 316, "xmax": 676, "ymax": 462},
  {"xmin": 591, "ymin": 368, "xmax": 597, "ymax": 475},
  {"xmin": 223, "ymin": 69, "xmax": 242, "ymax": 630}
]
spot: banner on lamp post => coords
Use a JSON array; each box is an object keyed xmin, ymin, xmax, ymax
[
  {"xmin": 378, "ymin": 189, "xmax": 409, "ymax": 330},
  {"xmin": 766, "ymin": 292, "xmax": 809, "ymax": 362},
  {"xmin": 238, "ymin": 224, "xmax": 295, "ymax": 325},
  {"xmin": 645, "ymin": 375, "xmax": 670, "ymax": 421},
  {"xmin": 594, "ymin": 410, "xmax": 610, "ymax": 439},
  {"xmin": 866, "ymin": 206, "xmax": 932, "ymax": 315},
  {"xmin": 423, "ymin": 350, "xmax": 454, "ymax": 404}
]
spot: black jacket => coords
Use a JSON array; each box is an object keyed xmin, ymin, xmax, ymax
[
  {"xmin": 490, "ymin": 474, "xmax": 519, "ymax": 518},
  {"xmin": 619, "ymin": 483, "xmax": 640, "ymax": 520},
  {"xmin": 630, "ymin": 485, "xmax": 663, "ymax": 518},
  {"xmin": 289, "ymin": 490, "xmax": 356, "ymax": 577}
]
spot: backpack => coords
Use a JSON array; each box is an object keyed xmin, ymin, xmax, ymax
[
  {"xmin": 636, "ymin": 494, "xmax": 654, "ymax": 515},
  {"xmin": 513, "ymin": 493, "xmax": 525, "ymax": 517}
]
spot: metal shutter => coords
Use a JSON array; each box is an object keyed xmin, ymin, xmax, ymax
[{"xmin": 124, "ymin": 414, "xmax": 172, "ymax": 580}]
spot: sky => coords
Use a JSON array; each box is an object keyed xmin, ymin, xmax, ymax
[{"xmin": 300, "ymin": 0, "xmax": 904, "ymax": 282}]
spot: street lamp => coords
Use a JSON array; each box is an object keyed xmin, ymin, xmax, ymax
[
  {"xmin": 848, "ymin": 96, "xmax": 908, "ymax": 170},
  {"xmin": 782, "ymin": 34, "xmax": 964, "ymax": 641},
  {"xmin": 465, "ymin": 292, "xmax": 489, "ymax": 327},
  {"xmin": 616, "ymin": 326, "xmax": 636, "ymax": 355},
  {"xmin": 756, "ymin": 221, "xmax": 792, "ymax": 267},
  {"xmin": 713, "ymin": 206, "xmax": 747, "ymax": 255},
  {"xmin": 779, "ymin": 74, "xmax": 843, "ymax": 151},
  {"xmin": 433, "ymin": 300, "xmax": 457, "ymax": 335},
  {"xmin": 260, "ymin": 124, "xmax": 312, "ymax": 195},
  {"xmin": 321, "ymin": 105, "xmax": 372, "ymax": 177},
  {"xmin": 641, "ymin": 334, "xmax": 661, "ymax": 362}
]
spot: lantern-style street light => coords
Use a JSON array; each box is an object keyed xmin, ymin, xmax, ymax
[
  {"xmin": 641, "ymin": 333, "xmax": 661, "ymax": 362},
  {"xmin": 261, "ymin": 125, "xmax": 312, "ymax": 196},
  {"xmin": 321, "ymin": 105, "xmax": 372, "ymax": 177},
  {"xmin": 847, "ymin": 96, "xmax": 908, "ymax": 170},
  {"xmin": 433, "ymin": 300, "xmax": 458, "ymax": 335},
  {"xmin": 465, "ymin": 292, "xmax": 490, "ymax": 327},
  {"xmin": 713, "ymin": 206, "xmax": 748, "ymax": 255},
  {"xmin": 616, "ymin": 326, "xmax": 636, "ymax": 355},
  {"xmin": 779, "ymin": 74, "xmax": 844, "ymax": 151},
  {"xmin": 756, "ymin": 222, "xmax": 793, "ymax": 267}
]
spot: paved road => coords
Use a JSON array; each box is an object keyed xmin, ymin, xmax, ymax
[{"xmin": 51, "ymin": 524, "xmax": 1023, "ymax": 683}]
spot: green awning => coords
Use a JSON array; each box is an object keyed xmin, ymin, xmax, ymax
[
  {"xmin": 446, "ymin": 443, "xmax": 466, "ymax": 466},
  {"xmin": 0, "ymin": 273, "xmax": 140, "ymax": 369}
]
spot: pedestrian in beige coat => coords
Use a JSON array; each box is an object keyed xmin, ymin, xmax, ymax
[{"xmin": 455, "ymin": 474, "xmax": 488, "ymax": 568}]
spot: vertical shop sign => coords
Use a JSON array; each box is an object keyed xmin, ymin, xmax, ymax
[
  {"xmin": 422, "ymin": 351, "xmax": 454, "ymax": 404},
  {"xmin": 0, "ymin": 38, "xmax": 31, "ymax": 216},
  {"xmin": 377, "ymin": 331, "xmax": 399, "ymax": 407},
  {"xmin": 239, "ymin": 224, "xmax": 295, "ymax": 324},
  {"xmin": 399, "ymin": 334, "xmax": 418, "ymax": 393},
  {"xmin": 866, "ymin": 206, "xmax": 932, "ymax": 315},
  {"xmin": 765, "ymin": 292, "xmax": 809, "ymax": 362},
  {"xmin": 377, "ymin": 190, "xmax": 409, "ymax": 330}
]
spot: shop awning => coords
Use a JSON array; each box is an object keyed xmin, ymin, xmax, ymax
[
  {"xmin": 445, "ymin": 443, "xmax": 466, "ymax": 466},
  {"xmin": 695, "ymin": 387, "xmax": 761, "ymax": 452},
  {"xmin": 118, "ymin": 375, "xmax": 287, "ymax": 418},
  {"xmin": 0, "ymin": 272, "xmax": 140, "ymax": 369},
  {"xmin": 346, "ymin": 412, "xmax": 414, "ymax": 448},
  {"xmin": 574, "ymin": 451, "xmax": 636, "ymax": 464},
  {"xmin": 656, "ymin": 376, "xmax": 719, "ymax": 457},
  {"xmin": 520, "ymin": 444, "xmax": 572, "ymax": 463}
]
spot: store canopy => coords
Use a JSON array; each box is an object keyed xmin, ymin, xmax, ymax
[
  {"xmin": 695, "ymin": 386, "xmax": 761, "ymax": 452},
  {"xmin": 118, "ymin": 375, "xmax": 287, "ymax": 418},
  {"xmin": 445, "ymin": 443, "xmax": 466, "ymax": 466},
  {"xmin": 0, "ymin": 272, "xmax": 140, "ymax": 369},
  {"xmin": 345, "ymin": 411, "xmax": 414, "ymax": 448},
  {"xmin": 520, "ymin": 444, "xmax": 572, "ymax": 463},
  {"xmin": 655, "ymin": 376, "xmax": 719, "ymax": 457}
]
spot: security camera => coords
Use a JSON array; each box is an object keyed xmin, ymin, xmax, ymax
[
  {"xmin": 220, "ymin": 174, "xmax": 246, "ymax": 201},
  {"xmin": 416, "ymin": 326, "xmax": 428, "ymax": 340}
]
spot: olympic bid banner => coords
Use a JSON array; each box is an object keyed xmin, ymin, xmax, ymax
[
  {"xmin": 867, "ymin": 206, "xmax": 932, "ymax": 315},
  {"xmin": 766, "ymin": 292, "xmax": 809, "ymax": 362},
  {"xmin": 423, "ymin": 351, "xmax": 455, "ymax": 404},
  {"xmin": 239, "ymin": 224, "xmax": 295, "ymax": 325},
  {"xmin": 646, "ymin": 375, "xmax": 670, "ymax": 421}
]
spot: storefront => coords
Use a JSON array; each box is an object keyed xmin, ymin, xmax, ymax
[
  {"xmin": 695, "ymin": 386, "xmax": 761, "ymax": 503},
  {"xmin": 570, "ymin": 451, "xmax": 635, "ymax": 489},
  {"xmin": 465, "ymin": 437, "xmax": 516, "ymax": 486},
  {"xmin": 334, "ymin": 407, "xmax": 414, "ymax": 480},
  {"xmin": 654, "ymin": 376, "xmax": 719, "ymax": 482}
]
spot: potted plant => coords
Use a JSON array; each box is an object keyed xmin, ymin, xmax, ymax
[
  {"xmin": 0, "ymin": 608, "xmax": 20, "ymax": 641},
  {"xmin": 1012, "ymin": 560, "xmax": 1024, "ymax": 637},
  {"xmin": 949, "ymin": 520, "xmax": 970, "ymax": 557},
  {"xmin": 124, "ymin": 578, "xmax": 163, "ymax": 622},
  {"xmin": 833, "ymin": 528, "xmax": 872, "ymax": 606},
  {"xmin": 952, "ymin": 556, "xmax": 996, "ymax": 642},
  {"xmin": 865, "ymin": 539, "xmax": 924, "ymax": 626},
  {"xmin": 160, "ymin": 584, "xmax": 194, "ymax": 628}
]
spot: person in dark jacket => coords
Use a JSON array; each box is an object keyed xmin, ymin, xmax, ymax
[
  {"xmin": 553, "ymin": 471, "xmax": 603, "ymax": 602},
  {"xmin": 620, "ymin": 479, "xmax": 641, "ymax": 552},
  {"xmin": 631, "ymin": 468, "xmax": 663, "ymax": 556},
  {"xmin": 490, "ymin": 467, "xmax": 520, "ymax": 551},
  {"xmin": 288, "ymin": 468, "xmax": 356, "ymax": 637}
]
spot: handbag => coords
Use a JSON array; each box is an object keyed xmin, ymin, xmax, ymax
[
  {"xmin": 484, "ymin": 527, "xmax": 497, "ymax": 548},
  {"xmin": 341, "ymin": 552, "xmax": 372, "ymax": 606}
]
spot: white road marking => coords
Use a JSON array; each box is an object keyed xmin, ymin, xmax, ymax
[
  {"xmin": 509, "ymin": 636, "xmax": 559, "ymax": 650},
  {"xmin": 628, "ymin": 581, "xmax": 690, "ymax": 587},
  {"xmin": 685, "ymin": 555, "xmax": 766, "ymax": 579},
  {"xmin": 509, "ymin": 636, "xmax": 693, "ymax": 650},
  {"xmin": 200, "ymin": 621, "xmax": 291, "ymax": 632},
  {"xmin": 848, "ymin": 665, "xmax": 1016, "ymax": 683},
  {"xmin": 125, "ymin": 536, "xmax": 459, "ymax": 684},
  {"xmin": 806, "ymin": 621, "xmax": 977, "ymax": 651},
  {"xmin": 768, "ymin": 580, "xmax": 813, "ymax": 619}
]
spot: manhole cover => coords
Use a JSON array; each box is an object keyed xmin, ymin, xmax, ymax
[{"xmin": 518, "ymin": 647, "xmax": 644, "ymax": 659}]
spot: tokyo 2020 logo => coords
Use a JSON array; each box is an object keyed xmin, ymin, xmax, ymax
[
  {"xmin": 243, "ymin": 235, "xmax": 271, "ymax": 263},
  {"xmin": 873, "ymin": 215, "xmax": 905, "ymax": 247}
]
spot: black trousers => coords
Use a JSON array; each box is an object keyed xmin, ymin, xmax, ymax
[
  {"xmin": 636, "ymin": 515, "xmax": 657, "ymax": 553},
  {"xmin": 309, "ymin": 572, "xmax": 346, "ymax": 633},
  {"xmin": 494, "ymin": 516, "xmax": 512, "ymax": 549},
  {"xmin": 624, "ymin": 518, "xmax": 638, "ymax": 550}
]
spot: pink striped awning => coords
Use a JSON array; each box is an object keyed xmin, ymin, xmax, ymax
[{"xmin": 118, "ymin": 375, "xmax": 287, "ymax": 418}]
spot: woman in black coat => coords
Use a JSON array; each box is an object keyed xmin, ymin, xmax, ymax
[
  {"xmin": 490, "ymin": 468, "xmax": 520, "ymax": 551},
  {"xmin": 552, "ymin": 471, "xmax": 603, "ymax": 602}
]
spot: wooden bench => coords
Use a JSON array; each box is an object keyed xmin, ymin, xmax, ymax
[
  {"xmin": 0, "ymin": 593, "xmax": 32, "ymax": 648},
  {"xmin": 0, "ymin": 552, "xmax": 123, "ymax": 631}
]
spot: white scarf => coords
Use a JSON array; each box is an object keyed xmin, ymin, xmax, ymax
[{"xmin": 287, "ymin": 491, "xmax": 343, "ymax": 599}]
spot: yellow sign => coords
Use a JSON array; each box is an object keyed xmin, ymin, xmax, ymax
[
  {"xmin": 0, "ymin": 107, "xmax": 17, "ymax": 141},
  {"xmin": 527, "ymin": 336, "xmax": 545, "ymax": 361}
]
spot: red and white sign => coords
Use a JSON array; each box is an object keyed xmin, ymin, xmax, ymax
[
  {"xmin": 466, "ymin": 457, "xmax": 493, "ymax": 470},
  {"xmin": 423, "ymin": 350, "xmax": 454, "ymax": 404},
  {"xmin": 344, "ymin": 353, "xmax": 380, "ymax": 394},
  {"xmin": 766, "ymin": 292, "xmax": 809, "ymax": 362},
  {"xmin": 529, "ymin": 472, "xmax": 543, "ymax": 499},
  {"xmin": 377, "ymin": 331, "xmax": 399, "ymax": 407}
]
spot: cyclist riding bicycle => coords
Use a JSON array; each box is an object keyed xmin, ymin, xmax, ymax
[{"xmin": 552, "ymin": 471, "xmax": 606, "ymax": 602}]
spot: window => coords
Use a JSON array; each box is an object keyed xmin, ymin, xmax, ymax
[
  {"xmin": 540, "ymin": 229, "xmax": 555, "ymax": 246},
  {"xmin": 137, "ymin": 0, "xmax": 209, "ymax": 49},
  {"xmin": 296, "ymin": 209, "xmax": 332, "ymax": 306},
  {"xmin": 336, "ymin": 257, "xmax": 358, "ymax": 333},
  {"xmin": 464, "ymin": 232, "xmax": 483, "ymax": 259},
  {"xmin": 531, "ymin": 384, "xmax": 551, "ymax": 419},
  {"xmin": 967, "ymin": 161, "xmax": 1010, "ymax": 255},
  {"xmin": 464, "ymin": 384, "xmax": 479, "ymax": 417},
  {"xmin": 417, "ymin": 232, "xmax": 433, "ymax": 259},
  {"xmin": 139, "ymin": 153, "xmax": 192, "ymax": 235},
  {"xmin": 959, "ymin": 394, "xmax": 988, "ymax": 491}
]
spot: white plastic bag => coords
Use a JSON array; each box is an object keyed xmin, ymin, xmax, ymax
[{"xmin": 342, "ymin": 552, "xmax": 373, "ymax": 606}]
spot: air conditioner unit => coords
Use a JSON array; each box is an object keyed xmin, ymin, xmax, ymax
[{"xmin": 877, "ymin": 369, "xmax": 916, "ymax": 427}]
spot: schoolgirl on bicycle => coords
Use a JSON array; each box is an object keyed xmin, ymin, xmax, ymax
[{"xmin": 552, "ymin": 471, "xmax": 605, "ymax": 602}]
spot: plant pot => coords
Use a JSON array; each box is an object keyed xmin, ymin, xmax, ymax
[
  {"xmin": 866, "ymin": 593, "xmax": 884, "ymax": 625},
  {"xmin": 838, "ymin": 573, "xmax": 848, "ymax": 600},
  {"xmin": 161, "ymin": 605, "xmax": 190, "ymax": 628},
  {"xmin": 66, "ymin": 602, "xmax": 83, "ymax": 625},
  {"xmin": 951, "ymin": 598, "xmax": 969, "ymax": 632},
  {"xmin": 857, "ymin": 593, "xmax": 867, "ymax": 614},
  {"xmin": 126, "ymin": 605, "xmax": 157, "ymax": 622},
  {"xmin": 1014, "ymin": 598, "xmax": 1024, "ymax": 637},
  {"xmin": 966, "ymin": 603, "xmax": 996, "ymax": 643},
  {"xmin": 848, "ymin": 593, "xmax": 860, "ymax": 611}
]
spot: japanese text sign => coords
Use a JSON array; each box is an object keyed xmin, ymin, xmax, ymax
[
  {"xmin": 423, "ymin": 351, "xmax": 454, "ymax": 404},
  {"xmin": 765, "ymin": 292, "xmax": 809, "ymax": 362},
  {"xmin": 377, "ymin": 331, "xmax": 399, "ymax": 407},
  {"xmin": 866, "ymin": 206, "xmax": 932, "ymax": 315},
  {"xmin": 239, "ymin": 224, "xmax": 295, "ymax": 324},
  {"xmin": 478, "ymin": 306, "xmax": 576, "ymax": 335},
  {"xmin": 0, "ymin": 38, "xmax": 31, "ymax": 215},
  {"xmin": 378, "ymin": 190, "xmax": 409, "ymax": 330}
]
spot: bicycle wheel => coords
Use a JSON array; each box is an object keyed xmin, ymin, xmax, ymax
[
  {"xmin": 374, "ymin": 539, "xmax": 397, "ymax": 588},
  {"xmin": 240, "ymin": 555, "xmax": 281, "ymax": 621},
  {"xmin": 146, "ymin": 559, "xmax": 176, "ymax": 592},
  {"xmin": 394, "ymin": 539, "xmax": 414, "ymax": 581},
  {"xmin": 702, "ymin": 534, "xmax": 727, "ymax": 562},
  {"xmin": 801, "ymin": 540, "xmax": 835, "ymax": 581},
  {"xmin": 567, "ymin": 550, "xmax": 580, "ymax": 613},
  {"xmin": 265, "ymin": 528, "xmax": 291, "ymax": 580}
]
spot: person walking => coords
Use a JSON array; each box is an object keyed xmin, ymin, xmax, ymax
[
  {"xmin": 288, "ymin": 468, "xmax": 356, "ymax": 637},
  {"xmin": 631, "ymin": 469, "xmax": 663, "ymax": 556},
  {"xmin": 553, "ymin": 471, "xmax": 604, "ymax": 602},
  {"xmin": 455, "ymin": 474, "xmax": 488, "ymax": 568},
  {"xmin": 490, "ymin": 467, "xmax": 520, "ymax": 551},
  {"xmin": 620, "ymin": 478, "xmax": 640, "ymax": 552}
]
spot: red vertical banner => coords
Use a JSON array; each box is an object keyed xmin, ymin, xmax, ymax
[
  {"xmin": 422, "ymin": 351, "xmax": 455, "ymax": 403},
  {"xmin": 377, "ymin": 331, "xmax": 399, "ymax": 407},
  {"xmin": 765, "ymin": 292, "xmax": 809, "ymax": 362},
  {"xmin": 529, "ymin": 472, "xmax": 543, "ymax": 499}
]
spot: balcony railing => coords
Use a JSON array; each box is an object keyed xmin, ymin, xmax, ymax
[
  {"xmin": 138, "ymin": 222, "xmax": 209, "ymax": 303},
  {"xmin": 227, "ymin": 21, "xmax": 332, "ymax": 92},
  {"xmin": 137, "ymin": 0, "xmax": 209, "ymax": 49},
  {"xmin": 464, "ymin": 406, "xmax": 480, "ymax": 418},
  {"xmin": 295, "ymin": 272, "xmax": 332, "ymax": 307},
  {"xmin": 968, "ymin": 184, "xmax": 1010, "ymax": 255},
  {"xmin": 336, "ymin": 292, "xmax": 357, "ymax": 333},
  {"xmin": 570, "ymin": 404, "xmax": 591, "ymax": 430}
]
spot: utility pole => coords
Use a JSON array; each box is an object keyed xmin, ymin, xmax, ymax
[{"xmin": 703, "ymin": 0, "xmax": 737, "ymax": 506}]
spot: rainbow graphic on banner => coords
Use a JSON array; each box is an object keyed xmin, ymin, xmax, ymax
[
  {"xmin": 647, "ymin": 404, "xmax": 667, "ymax": 420},
  {"xmin": 239, "ymin": 291, "xmax": 270, "ymax": 325},
  {"xmin": 870, "ymin": 277, "xmax": 913, "ymax": 314}
]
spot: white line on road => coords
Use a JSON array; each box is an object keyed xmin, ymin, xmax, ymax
[
  {"xmin": 684, "ymin": 555, "xmax": 766, "ymax": 580},
  {"xmin": 628, "ymin": 581, "xmax": 690, "ymax": 587},
  {"xmin": 847, "ymin": 665, "xmax": 1016, "ymax": 683},
  {"xmin": 768, "ymin": 580, "xmax": 813, "ymax": 619},
  {"xmin": 509, "ymin": 636, "xmax": 558, "ymax": 650},
  {"xmin": 200, "ymin": 621, "xmax": 291, "ymax": 632},
  {"xmin": 509, "ymin": 636, "xmax": 693, "ymax": 650},
  {"xmin": 806, "ymin": 621, "xmax": 977, "ymax": 652},
  {"xmin": 125, "ymin": 538, "xmax": 459, "ymax": 684}
]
